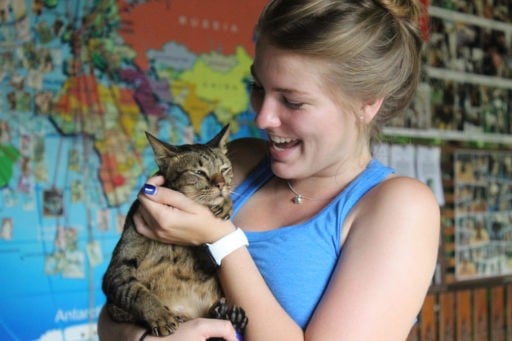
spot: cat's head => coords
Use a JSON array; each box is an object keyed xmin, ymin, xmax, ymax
[{"xmin": 145, "ymin": 125, "xmax": 233, "ymax": 218}]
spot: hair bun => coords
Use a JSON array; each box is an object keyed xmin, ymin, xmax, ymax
[{"xmin": 377, "ymin": 0, "xmax": 422, "ymax": 23}]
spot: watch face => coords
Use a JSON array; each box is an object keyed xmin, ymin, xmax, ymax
[{"xmin": 194, "ymin": 244, "xmax": 219, "ymax": 275}]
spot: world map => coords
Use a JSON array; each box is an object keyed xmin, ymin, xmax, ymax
[{"xmin": 0, "ymin": 0, "xmax": 267, "ymax": 339}]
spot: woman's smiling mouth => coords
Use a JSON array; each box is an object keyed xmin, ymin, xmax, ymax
[{"xmin": 269, "ymin": 135, "xmax": 301, "ymax": 150}]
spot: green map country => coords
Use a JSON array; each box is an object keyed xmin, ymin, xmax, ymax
[
  {"xmin": 0, "ymin": 144, "xmax": 20, "ymax": 187},
  {"xmin": 169, "ymin": 47, "xmax": 253, "ymax": 132},
  {"xmin": 117, "ymin": 0, "xmax": 268, "ymax": 69}
]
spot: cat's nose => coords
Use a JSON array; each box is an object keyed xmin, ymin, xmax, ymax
[{"xmin": 211, "ymin": 173, "xmax": 225, "ymax": 189}]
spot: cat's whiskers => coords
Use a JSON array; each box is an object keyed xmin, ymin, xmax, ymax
[{"xmin": 229, "ymin": 190, "xmax": 241, "ymax": 197}]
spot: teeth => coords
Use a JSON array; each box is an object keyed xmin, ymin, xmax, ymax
[{"xmin": 270, "ymin": 135, "xmax": 296, "ymax": 144}]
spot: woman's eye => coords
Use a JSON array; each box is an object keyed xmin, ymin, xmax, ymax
[{"xmin": 284, "ymin": 98, "xmax": 304, "ymax": 109}]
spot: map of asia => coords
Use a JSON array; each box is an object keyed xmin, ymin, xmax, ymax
[{"xmin": 0, "ymin": 0, "xmax": 267, "ymax": 339}]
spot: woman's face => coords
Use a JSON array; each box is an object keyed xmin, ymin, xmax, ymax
[{"xmin": 250, "ymin": 42, "xmax": 365, "ymax": 180}]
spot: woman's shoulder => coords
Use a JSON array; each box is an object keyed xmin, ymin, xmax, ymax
[
  {"xmin": 345, "ymin": 175, "xmax": 440, "ymax": 241},
  {"xmin": 365, "ymin": 175, "xmax": 439, "ymax": 219},
  {"xmin": 227, "ymin": 137, "xmax": 268, "ymax": 186},
  {"xmin": 362, "ymin": 175, "xmax": 439, "ymax": 233}
]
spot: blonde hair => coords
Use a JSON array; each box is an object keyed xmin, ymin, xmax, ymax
[{"xmin": 255, "ymin": 0, "xmax": 424, "ymax": 142}]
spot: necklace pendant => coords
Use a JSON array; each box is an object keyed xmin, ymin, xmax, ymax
[{"xmin": 292, "ymin": 195, "xmax": 303, "ymax": 204}]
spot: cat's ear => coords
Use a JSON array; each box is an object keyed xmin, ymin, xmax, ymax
[
  {"xmin": 145, "ymin": 131, "xmax": 178, "ymax": 170},
  {"xmin": 206, "ymin": 124, "xmax": 230, "ymax": 154}
]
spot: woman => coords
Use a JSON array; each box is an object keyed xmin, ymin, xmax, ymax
[{"xmin": 98, "ymin": 0, "xmax": 440, "ymax": 339}]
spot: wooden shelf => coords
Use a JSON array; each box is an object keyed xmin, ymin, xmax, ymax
[{"xmin": 383, "ymin": 127, "xmax": 512, "ymax": 145}]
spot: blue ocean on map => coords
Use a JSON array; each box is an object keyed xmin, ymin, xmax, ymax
[{"xmin": 0, "ymin": 0, "xmax": 263, "ymax": 339}]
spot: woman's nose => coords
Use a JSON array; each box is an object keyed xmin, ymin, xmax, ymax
[{"xmin": 254, "ymin": 99, "xmax": 281, "ymax": 129}]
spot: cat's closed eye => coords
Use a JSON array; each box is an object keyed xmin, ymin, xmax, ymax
[
  {"xmin": 194, "ymin": 169, "xmax": 208, "ymax": 177},
  {"xmin": 220, "ymin": 166, "xmax": 231, "ymax": 175}
]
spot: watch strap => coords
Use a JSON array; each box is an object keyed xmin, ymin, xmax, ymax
[{"xmin": 207, "ymin": 227, "xmax": 248, "ymax": 266}]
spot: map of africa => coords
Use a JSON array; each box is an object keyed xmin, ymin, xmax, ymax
[{"xmin": 0, "ymin": 1, "xmax": 267, "ymax": 339}]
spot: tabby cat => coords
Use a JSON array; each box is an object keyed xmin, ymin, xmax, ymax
[{"xmin": 102, "ymin": 124, "xmax": 247, "ymax": 337}]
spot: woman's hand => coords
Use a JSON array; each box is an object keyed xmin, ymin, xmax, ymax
[
  {"xmin": 144, "ymin": 319, "xmax": 240, "ymax": 341},
  {"xmin": 98, "ymin": 305, "xmax": 240, "ymax": 341},
  {"xmin": 134, "ymin": 175, "xmax": 236, "ymax": 245}
]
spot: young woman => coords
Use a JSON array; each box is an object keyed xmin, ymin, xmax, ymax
[{"xmin": 98, "ymin": 0, "xmax": 440, "ymax": 339}]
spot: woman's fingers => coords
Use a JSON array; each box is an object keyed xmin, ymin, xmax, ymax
[
  {"xmin": 170, "ymin": 318, "xmax": 239, "ymax": 341},
  {"xmin": 132, "ymin": 209, "xmax": 158, "ymax": 240},
  {"xmin": 138, "ymin": 174, "xmax": 196, "ymax": 213},
  {"xmin": 133, "ymin": 174, "xmax": 234, "ymax": 245},
  {"xmin": 133, "ymin": 178, "xmax": 213, "ymax": 244},
  {"xmin": 145, "ymin": 174, "xmax": 165, "ymax": 186},
  {"xmin": 138, "ymin": 181, "xmax": 199, "ymax": 213}
]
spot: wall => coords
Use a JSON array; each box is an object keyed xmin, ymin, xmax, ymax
[{"xmin": 1, "ymin": 0, "xmax": 511, "ymax": 340}]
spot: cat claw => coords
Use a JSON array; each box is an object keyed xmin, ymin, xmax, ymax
[
  {"xmin": 228, "ymin": 306, "xmax": 248, "ymax": 330},
  {"xmin": 208, "ymin": 298, "xmax": 248, "ymax": 333},
  {"xmin": 148, "ymin": 313, "xmax": 181, "ymax": 336},
  {"xmin": 209, "ymin": 297, "xmax": 229, "ymax": 316},
  {"xmin": 151, "ymin": 324, "xmax": 176, "ymax": 337}
]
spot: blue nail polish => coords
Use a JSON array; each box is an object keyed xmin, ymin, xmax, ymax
[
  {"xmin": 143, "ymin": 184, "xmax": 157, "ymax": 195},
  {"xmin": 235, "ymin": 331, "xmax": 243, "ymax": 341}
]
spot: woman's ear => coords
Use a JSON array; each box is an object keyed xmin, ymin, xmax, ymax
[{"xmin": 360, "ymin": 97, "xmax": 384, "ymax": 123}]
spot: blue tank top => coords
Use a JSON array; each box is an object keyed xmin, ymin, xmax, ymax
[{"xmin": 231, "ymin": 158, "xmax": 394, "ymax": 329}]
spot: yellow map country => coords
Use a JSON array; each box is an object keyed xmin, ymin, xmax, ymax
[{"xmin": 171, "ymin": 46, "xmax": 253, "ymax": 132}]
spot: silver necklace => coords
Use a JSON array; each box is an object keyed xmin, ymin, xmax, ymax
[{"xmin": 286, "ymin": 181, "xmax": 331, "ymax": 204}]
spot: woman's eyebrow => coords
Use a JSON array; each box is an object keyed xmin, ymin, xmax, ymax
[{"xmin": 250, "ymin": 64, "xmax": 309, "ymax": 96}]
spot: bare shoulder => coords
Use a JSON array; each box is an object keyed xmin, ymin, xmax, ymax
[
  {"xmin": 227, "ymin": 138, "xmax": 268, "ymax": 186},
  {"xmin": 354, "ymin": 175, "xmax": 440, "ymax": 235},
  {"xmin": 344, "ymin": 175, "xmax": 441, "ymax": 260},
  {"xmin": 371, "ymin": 175, "xmax": 439, "ymax": 205},
  {"xmin": 379, "ymin": 175, "xmax": 439, "ymax": 215}
]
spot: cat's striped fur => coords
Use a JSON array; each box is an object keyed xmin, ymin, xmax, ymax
[{"xmin": 102, "ymin": 125, "xmax": 247, "ymax": 337}]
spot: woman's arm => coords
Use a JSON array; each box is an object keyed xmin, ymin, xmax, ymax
[
  {"xmin": 306, "ymin": 177, "xmax": 440, "ymax": 340},
  {"xmin": 217, "ymin": 244, "xmax": 304, "ymax": 340}
]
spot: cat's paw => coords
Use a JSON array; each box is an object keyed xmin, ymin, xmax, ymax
[
  {"xmin": 145, "ymin": 306, "xmax": 184, "ymax": 336},
  {"xmin": 208, "ymin": 298, "xmax": 248, "ymax": 334},
  {"xmin": 211, "ymin": 201, "xmax": 232, "ymax": 220}
]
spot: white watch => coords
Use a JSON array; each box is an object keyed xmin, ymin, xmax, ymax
[{"xmin": 206, "ymin": 228, "xmax": 249, "ymax": 266}]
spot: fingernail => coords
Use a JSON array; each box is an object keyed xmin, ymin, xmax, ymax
[
  {"xmin": 235, "ymin": 331, "xmax": 243, "ymax": 341},
  {"xmin": 143, "ymin": 184, "xmax": 157, "ymax": 195}
]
